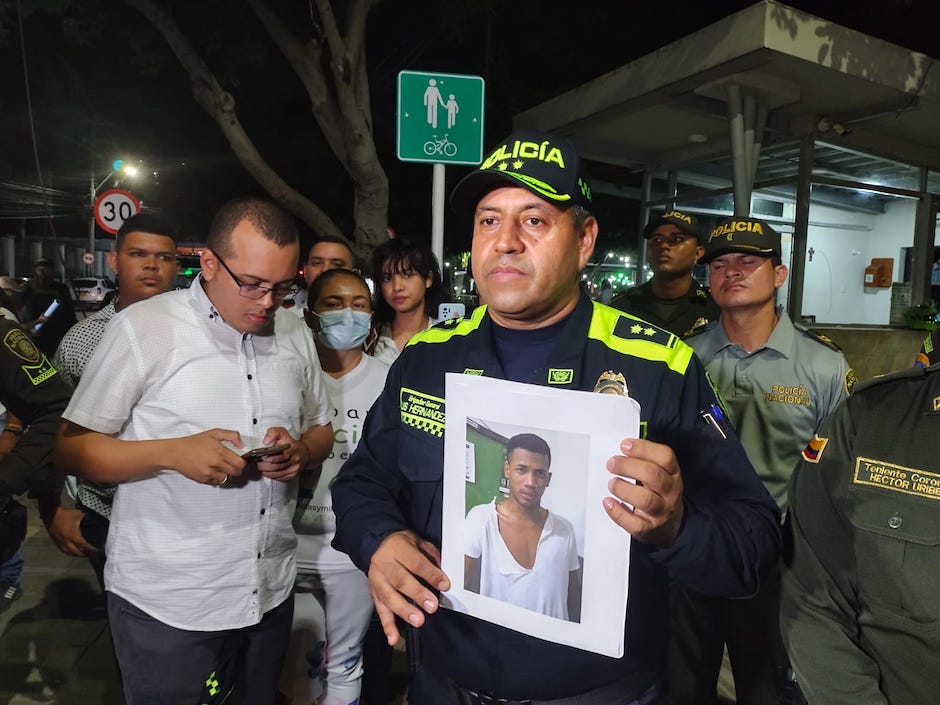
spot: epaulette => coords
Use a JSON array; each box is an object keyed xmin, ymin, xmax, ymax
[
  {"xmin": 612, "ymin": 315, "xmax": 676, "ymax": 348},
  {"xmin": 793, "ymin": 323, "xmax": 843, "ymax": 352},
  {"xmin": 683, "ymin": 318, "xmax": 719, "ymax": 339},
  {"xmin": 431, "ymin": 316, "xmax": 462, "ymax": 330},
  {"xmin": 852, "ymin": 365, "xmax": 929, "ymax": 395}
]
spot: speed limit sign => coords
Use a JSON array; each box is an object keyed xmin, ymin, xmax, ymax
[{"xmin": 94, "ymin": 188, "xmax": 140, "ymax": 235}]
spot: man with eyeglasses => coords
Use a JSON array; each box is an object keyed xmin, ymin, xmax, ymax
[
  {"xmin": 610, "ymin": 211, "xmax": 719, "ymax": 337},
  {"xmin": 55, "ymin": 197, "xmax": 335, "ymax": 705}
]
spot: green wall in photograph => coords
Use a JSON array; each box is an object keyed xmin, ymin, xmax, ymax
[{"xmin": 465, "ymin": 426, "xmax": 507, "ymax": 512}]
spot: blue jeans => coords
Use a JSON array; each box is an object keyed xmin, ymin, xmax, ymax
[{"xmin": 1, "ymin": 547, "xmax": 24, "ymax": 586}]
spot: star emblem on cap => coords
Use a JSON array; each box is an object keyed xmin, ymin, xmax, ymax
[
  {"xmin": 512, "ymin": 160, "xmax": 524, "ymax": 170},
  {"xmin": 497, "ymin": 162, "xmax": 509, "ymax": 171}
]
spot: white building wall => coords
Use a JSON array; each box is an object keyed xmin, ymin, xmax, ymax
[{"xmin": 801, "ymin": 198, "xmax": 917, "ymax": 324}]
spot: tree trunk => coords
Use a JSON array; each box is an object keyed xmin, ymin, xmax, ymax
[{"xmin": 124, "ymin": 0, "xmax": 346, "ymax": 242}]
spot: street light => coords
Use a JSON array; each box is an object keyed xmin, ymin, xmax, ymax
[{"xmin": 88, "ymin": 159, "xmax": 140, "ymax": 273}]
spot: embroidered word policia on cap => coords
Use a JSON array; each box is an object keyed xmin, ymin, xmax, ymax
[
  {"xmin": 662, "ymin": 210, "xmax": 692, "ymax": 224},
  {"xmin": 710, "ymin": 219, "xmax": 767, "ymax": 240},
  {"xmin": 481, "ymin": 139, "xmax": 566, "ymax": 170}
]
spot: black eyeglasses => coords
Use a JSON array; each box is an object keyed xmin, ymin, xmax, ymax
[{"xmin": 214, "ymin": 253, "xmax": 299, "ymax": 300}]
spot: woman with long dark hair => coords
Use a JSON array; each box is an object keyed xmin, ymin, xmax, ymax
[{"xmin": 366, "ymin": 238, "xmax": 445, "ymax": 364}]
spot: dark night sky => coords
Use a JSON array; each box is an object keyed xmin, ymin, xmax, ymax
[{"xmin": 0, "ymin": 0, "xmax": 937, "ymax": 256}]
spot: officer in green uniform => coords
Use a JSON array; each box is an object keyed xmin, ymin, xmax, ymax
[
  {"xmin": 781, "ymin": 363, "xmax": 940, "ymax": 704},
  {"xmin": 0, "ymin": 317, "xmax": 72, "ymax": 563},
  {"xmin": 610, "ymin": 210, "xmax": 719, "ymax": 337},
  {"xmin": 670, "ymin": 216, "xmax": 855, "ymax": 705}
]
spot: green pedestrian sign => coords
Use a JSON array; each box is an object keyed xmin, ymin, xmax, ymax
[{"xmin": 397, "ymin": 71, "xmax": 485, "ymax": 165}]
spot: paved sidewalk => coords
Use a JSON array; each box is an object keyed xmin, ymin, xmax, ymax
[
  {"xmin": 0, "ymin": 506, "xmax": 734, "ymax": 705},
  {"xmin": 0, "ymin": 507, "xmax": 123, "ymax": 705}
]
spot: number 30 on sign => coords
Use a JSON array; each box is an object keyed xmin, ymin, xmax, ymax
[{"xmin": 94, "ymin": 188, "xmax": 140, "ymax": 235}]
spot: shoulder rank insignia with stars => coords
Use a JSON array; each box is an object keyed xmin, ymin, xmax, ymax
[
  {"xmin": 613, "ymin": 317, "xmax": 676, "ymax": 348},
  {"xmin": 796, "ymin": 325, "xmax": 844, "ymax": 353}
]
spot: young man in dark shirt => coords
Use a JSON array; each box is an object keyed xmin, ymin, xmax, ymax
[{"xmin": 610, "ymin": 211, "xmax": 718, "ymax": 337}]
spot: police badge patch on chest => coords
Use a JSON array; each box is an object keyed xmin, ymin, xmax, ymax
[{"xmin": 594, "ymin": 371, "xmax": 628, "ymax": 396}]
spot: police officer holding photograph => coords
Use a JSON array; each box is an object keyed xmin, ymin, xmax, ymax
[{"xmin": 332, "ymin": 130, "xmax": 780, "ymax": 705}]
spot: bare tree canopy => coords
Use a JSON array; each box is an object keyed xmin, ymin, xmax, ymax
[{"xmin": 124, "ymin": 0, "xmax": 388, "ymax": 255}]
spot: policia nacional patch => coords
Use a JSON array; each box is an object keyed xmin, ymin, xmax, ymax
[
  {"xmin": 4, "ymin": 328, "xmax": 40, "ymax": 364},
  {"xmin": 4, "ymin": 328, "xmax": 57, "ymax": 386}
]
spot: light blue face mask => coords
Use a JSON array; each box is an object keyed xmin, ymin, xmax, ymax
[{"xmin": 314, "ymin": 308, "xmax": 371, "ymax": 350}]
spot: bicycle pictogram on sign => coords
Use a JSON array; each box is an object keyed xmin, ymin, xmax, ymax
[{"xmin": 423, "ymin": 135, "xmax": 458, "ymax": 157}]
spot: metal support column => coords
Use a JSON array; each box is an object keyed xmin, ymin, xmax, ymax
[
  {"xmin": 749, "ymin": 102, "xmax": 769, "ymax": 189},
  {"xmin": 727, "ymin": 84, "xmax": 749, "ymax": 216},
  {"xmin": 667, "ymin": 170, "xmax": 678, "ymax": 210},
  {"xmin": 638, "ymin": 170, "xmax": 653, "ymax": 285},
  {"xmin": 3, "ymin": 237, "xmax": 14, "ymax": 276},
  {"xmin": 911, "ymin": 166, "xmax": 932, "ymax": 307},
  {"xmin": 788, "ymin": 136, "xmax": 813, "ymax": 321}
]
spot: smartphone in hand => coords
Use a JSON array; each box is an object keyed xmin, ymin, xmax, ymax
[{"xmin": 241, "ymin": 443, "xmax": 291, "ymax": 459}]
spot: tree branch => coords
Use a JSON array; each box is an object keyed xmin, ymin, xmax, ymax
[
  {"xmin": 244, "ymin": 0, "xmax": 348, "ymax": 164},
  {"xmin": 123, "ymin": 0, "xmax": 344, "ymax": 241}
]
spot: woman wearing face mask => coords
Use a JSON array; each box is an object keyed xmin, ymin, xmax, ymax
[
  {"xmin": 279, "ymin": 269, "xmax": 390, "ymax": 705},
  {"xmin": 365, "ymin": 238, "xmax": 445, "ymax": 364}
]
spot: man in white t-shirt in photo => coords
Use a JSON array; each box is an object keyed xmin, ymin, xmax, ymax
[{"xmin": 464, "ymin": 433, "xmax": 582, "ymax": 622}]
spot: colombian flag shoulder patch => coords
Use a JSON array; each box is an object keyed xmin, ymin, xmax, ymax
[{"xmin": 801, "ymin": 434, "xmax": 828, "ymax": 464}]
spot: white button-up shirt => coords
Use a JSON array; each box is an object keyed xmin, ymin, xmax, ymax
[{"xmin": 63, "ymin": 277, "xmax": 331, "ymax": 631}]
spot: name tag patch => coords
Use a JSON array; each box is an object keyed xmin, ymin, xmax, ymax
[
  {"xmin": 400, "ymin": 387, "xmax": 445, "ymax": 438},
  {"xmin": 853, "ymin": 456, "xmax": 940, "ymax": 501}
]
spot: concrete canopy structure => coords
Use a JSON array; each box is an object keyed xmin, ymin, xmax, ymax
[{"xmin": 515, "ymin": 0, "xmax": 940, "ymax": 322}]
